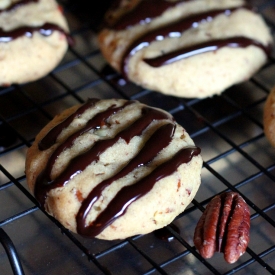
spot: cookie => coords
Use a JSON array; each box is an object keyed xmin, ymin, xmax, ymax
[
  {"xmin": 25, "ymin": 98, "xmax": 203, "ymax": 240},
  {"xmin": 263, "ymin": 86, "xmax": 275, "ymax": 147},
  {"xmin": 98, "ymin": 0, "xmax": 272, "ymax": 98},
  {"xmin": 0, "ymin": 0, "xmax": 70, "ymax": 86}
]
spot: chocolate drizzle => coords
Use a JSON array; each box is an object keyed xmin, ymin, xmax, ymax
[
  {"xmin": 0, "ymin": 0, "xmax": 38, "ymax": 13},
  {"xmin": 44, "ymin": 101, "xmax": 135, "ymax": 171},
  {"xmin": 121, "ymin": 6, "xmax": 248, "ymax": 76},
  {"xmin": 35, "ymin": 103, "xmax": 174, "ymax": 206},
  {"xmin": 0, "ymin": 0, "xmax": 73, "ymax": 45},
  {"xmin": 77, "ymin": 146, "xmax": 200, "ymax": 238},
  {"xmin": 143, "ymin": 37, "xmax": 272, "ymax": 67},
  {"xmin": 77, "ymin": 122, "xmax": 176, "ymax": 237},
  {"xmin": 39, "ymin": 99, "xmax": 100, "ymax": 151},
  {"xmin": 34, "ymin": 99, "xmax": 201, "ymax": 238},
  {"xmin": 35, "ymin": 102, "xmax": 172, "ymax": 202},
  {"xmin": 111, "ymin": 1, "xmax": 270, "ymax": 75},
  {"xmin": 112, "ymin": 0, "xmax": 190, "ymax": 30},
  {"xmin": 0, "ymin": 23, "xmax": 73, "ymax": 45},
  {"xmin": 78, "ymin": 144, "xmax": 200, "ymax": 237}
]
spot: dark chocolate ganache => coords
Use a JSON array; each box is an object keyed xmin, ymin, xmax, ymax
[
  {"xmin": 0, "ymin": 0, "xmax": 73, "ymax": 45},
  {"xmin": 108, "ymin": 0, "xmax": 270, "ymax": 76},
  {"xmin": 34, "ymin": 100, "xmax": 201, "ymax": 238}
]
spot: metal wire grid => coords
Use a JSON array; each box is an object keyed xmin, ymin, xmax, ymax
[{"xmin": 1, "ymin": 0, "xmax": 275, "ymax": 274}]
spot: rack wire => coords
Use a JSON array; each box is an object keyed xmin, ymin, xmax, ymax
[{"xmin": 1, "ymin": 0, "xmax": 275, "ymax": 274}]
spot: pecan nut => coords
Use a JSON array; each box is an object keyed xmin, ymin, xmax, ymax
[{"xmin": 193, "ymin": 192, "xmax": 250, "ymax": 264}]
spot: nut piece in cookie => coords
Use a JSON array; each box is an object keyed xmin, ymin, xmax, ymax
[
  {"xmin": 0, "ymin": 0, "xmax": 71, "ymax": 86},
  {"xmin": 25, "ymin": 98, "xmax": 203, "ymax": 240},
  {"xmin": 98, "ymin": 0, "xmax": 272, "ymax": 98},
  {"xmin": 193, "ymin": 191, "xmax": 250, "ymax": 264},
  {"xmin": 264, "ymin": 86, "xmax": 275, "ymax": 147}
]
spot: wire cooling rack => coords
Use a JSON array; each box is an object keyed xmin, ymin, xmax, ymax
[{"xmin": 1, "ymin": 0, "xmax": 275, "ymax": 274}]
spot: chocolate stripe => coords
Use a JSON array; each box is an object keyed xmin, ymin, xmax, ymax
[
  {"xmin": 44, "ymin": 101, "xmax": 135, "ymax": 179},
  {"xmin": 113, "ymin": 1, "xmax": 269, "ymax": 75},
  {"xmin": 38, "ymin": 99, "xmax": 99, "ymax": 151},
  {"xmin": 0, "ymin": 23, "xmax": 73, "ymax": 45},
  {"xmin": 112, "ymin": 0, "xmax": 191, "ymax": 30},
  {"xmin": 0, "ymin": 0, "xmax": 38, "ymax": 13},
  {"xmin": 121, "ymin": 7, "xmax": 248, "ymax": 76},
  {"xmin": 77, "ymin": 122, "xmax": 176, "ymax": 237},
  {"xmin": 35, "ymin": 105, "xmax": 174, "ymax": 207},
  {"xmin": 78, "ymin": 146, "xmax": 200, "ymax": 237},
  {"xmin": 0, "ymin": 0, "xmax": 73, "ymax": 45},
  {"xmin": 143, "ymin": 37, "xmax": 272, "ymax": 67}
]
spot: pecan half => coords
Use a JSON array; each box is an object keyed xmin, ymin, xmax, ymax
[{"xmin": 193, "ymin": 192, "xmax": 250, "ymax": 264}]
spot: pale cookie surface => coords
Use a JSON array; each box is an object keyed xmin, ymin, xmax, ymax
[
  {"xmin": 25, "ymin": 98, "xmax": 203, "ymax": 240},
  {"xmin": 0, "ymin": 0, "xmax": 70, "ymax": 86},
  {"xmin": 98, "ymin": 0, "xmax": 272, "ymax": 98},
  {"xmin": 264, "ymin": 86, "xmax": 275, "ymax": 147}
]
